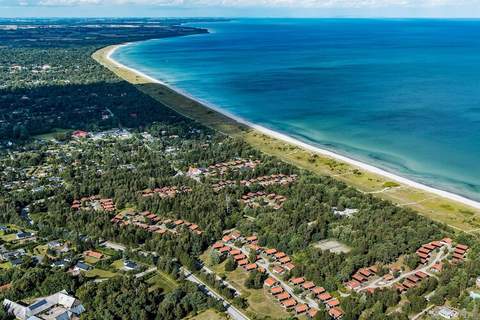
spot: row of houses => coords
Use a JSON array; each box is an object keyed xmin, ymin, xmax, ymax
[
  {"xmin": 345, "ymin": 266, "xmax": 378, "ymax": 290},
  {"xmin": 395, "ymin": 271, "xmax": 430, "ymax": 293},
  {"xmin": 452, "ymin": 244, "xmax": 469, "ymax": 263},
  {"xmin": 71, "ymin": 196, "xmax": 116, "ymax": 212},
  {"xmin": 111, "ymin": 210, "xmax": 203, "ymax": 236},
  {"xmin": 416, "ymin": 239, "xmax": 450, "ymax": 264},
  {"xmin": 212, "ymin": 174, "xmax": 298, "ymax": 192},
  {"xmin": 240, "ymin": 191, "xmax": 287, "ymax": 210},
  {"xmin": 141, "ymin": 186, "xmax": 192, "ymax": 198}
]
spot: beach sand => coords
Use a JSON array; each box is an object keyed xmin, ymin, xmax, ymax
[{"xmin": 93, "ymin": 43, "xmax": 480, "ymax": 233}]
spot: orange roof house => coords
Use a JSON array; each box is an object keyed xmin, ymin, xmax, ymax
[
  {"xmin": 281, "ymin": 298, "xmax": 297, "ymax": 309},
  {"xmin": 302, "ymin": 281, "xmax": 315, "ymax": 290},
  {"xmin": 352, "ymin": 274, "xmax": 366, "ymax": 283},
  {"xmin": 273, "ymin": 266, "xmax": 285, "ymax": 274},
  {"xmin": 290, "ymin": 277, "xmax": 305, "ymax": 285},
  {"xmin": 238, "ymin": 259, "xmax": 248, "ymax": 266},
  {"xmin": 312, "ymin": 287, "xmax": 326, "ymax": 294},
  {"xmin": 271, "ymin": 286, "xmax": 284, "ymax": 295},
  {"xmin": 233, "ymin": 254, "xmax": 247, "ymax": 261},
  {"xmin": 265, "ymin": 248, "xmax": 277, "ymax": 255},
  {"xmin": 329, "ymin": 307, "xmax": 344, "ymax": 319},
  {"xmin": 274, "ymin": 251, "xmax": 286, "ymax": 259},
  {"xmin": 284, "ymin": 263, "xmax": 295, "ymax": 271},
  {"xmin": 219, "ymin": 246, "xmax": 231, "ymax": 253},
  {"xmin": 318, "ymin": 293, "xmax": 333, "ymax": 302},
  {"xmin": 230, "ymin": 249, "xmax": 242, "ymax": 255},
  {"xmin": 276, "ymin": 292, "xmax": 291, "ymax": 301},
  {"xmin": 264, "ymin": 277, "xmax": 277, "ymax": 287},
  {"xmin": 84, "ymin": 250, "xmax": 103, "ymax": 259},
  {"xmin": 295, "ymin": 304, "xmax": 308, "ymax": 314},
  {"xmin": 245, "ymin": 263, "xmax": 257, "ymax": 271},
  {"xmin": 327, "ymin": 299, "xmax": 340, "ymax": 309},
  {"xmin": 279, "ymin": 256, "xmax": 291, "ymax": 264},
  {"xmin": 346, "ymin": 280, "xmax": 361, "ymax": 290}
]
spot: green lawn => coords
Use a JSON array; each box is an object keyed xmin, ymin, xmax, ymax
[
  {"xmin": 0, "ymin": 262, "xmax": 13, "ymax": 270},
  {"xmin": 187, "ymin": 309, "xmax": 227, "ymax": 320},
  {"xmin": 85, "ymin": 268, "xmax": 117, "ymax": 279},
  {"xmin": 111, "ymin": 259, "xmax": 125, "ymax": 270},
  {"xmin": 33, "ymin": 245, "xmax": 48, "ymax": 256},
  {"xmin": 33, "ymin": 128, "xmax": 70, "ymax": 141},
  {"xmin": 84, "ymin": 256, "xmax": 102, "ymax": 265},
  {"xmin": 0, "ymin": 234, "xmax": 17, "ymax": 242},
  {"xmin": 146, "ymin": 271, "xmax": 178, "ymax": 293}
]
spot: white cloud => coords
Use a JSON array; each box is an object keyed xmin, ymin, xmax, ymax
[{"xmin": 6, "ymin": 0, "xmax": 480, "ymax": 7}]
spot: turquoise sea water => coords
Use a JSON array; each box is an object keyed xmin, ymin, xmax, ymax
[{"xmin": 113, "ymin": 19, "xmax": 480, "ymax": 201}]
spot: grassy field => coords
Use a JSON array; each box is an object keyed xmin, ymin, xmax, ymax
[
  {"xmin": 93, "ymin": 45, "xmax": 480, "ymax": 233},
  {"xmin": 33, "ymin": 128, "xmax": 70, "ymax": 141},
  {"xmin": 111, "ymin": 259, "xmax": 124, "ymax": 270},
  {"xmin": 85, "ymin": 268, "xmax": 117, "ymax": 279},
  {"xmin": 33, "ymin": 244, "xmax": 48, "ymax": 256},
  {"xmin": 146, "ymin": 271, "xmax": 178, "ymax": 293},
  {"xmin": 186, "ymin": 309, "xmax": 227, "ymax": 320},
  {"xmin": 0, "ymin": 262, "xmax": 13, "ymax": 270}
]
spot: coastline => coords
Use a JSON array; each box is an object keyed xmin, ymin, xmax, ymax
[{"xmin": 93, "ymin": 42, "xmax": 480, "ymax": 232}]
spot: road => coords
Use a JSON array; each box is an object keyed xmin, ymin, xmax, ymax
[
  {"xmin": 135, "ymin": 267, "xmax": 157, "ymax": 279},
  {"xmin": 182, "ymin": 268, "xmax": 250, "ymax": 320},
  {"xmin": 202, "ymin": 265, "xmax": 241, "ymax": 296},
  {"xmin": 360, "ymin": 244, "xmax": 451, "ymax": 291}
]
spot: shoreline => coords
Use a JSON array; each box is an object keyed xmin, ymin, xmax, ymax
[{"xmin": 104, "ymin": 43, "xmax": 480, "ymax": 211}]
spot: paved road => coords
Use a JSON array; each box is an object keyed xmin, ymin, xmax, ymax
[
  {"xmin": 202, "ymin": 265, "xmax": 241, "ymax": 296},
  {"xmin": 135, "ymin": 267, "xmax": 157, "ymax": 279},
  {"xmin": 360, "ymin": 245, "xmax": 451, "ymax": 292},
  {"xmin": 182, "ymin": 268, "xmax": 250, "ymax": 320}
]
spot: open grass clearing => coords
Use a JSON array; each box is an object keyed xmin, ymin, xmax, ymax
[
  {"xmin": 146, "ymin": 271, "xmax": 178, "ymax": 293},
  {"xmin": 186, "ymin": 309, "xmax": 227, "ymax": 320},
  {"xmin": 85, "ymin": 268, "xmax": 117, "ymax": 279}
]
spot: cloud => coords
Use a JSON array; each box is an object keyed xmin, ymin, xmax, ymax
[{"xmin": 2, "ymin": 0, "xmax": 479, "ymax": 7}]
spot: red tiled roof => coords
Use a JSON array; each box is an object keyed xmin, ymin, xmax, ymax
[
  {"xmin": 264, "ymin": 277, "xmax": 277, "ymax": 287},
  {"xmin": 329, "ymin": 307, "xmax": 344, "ymax": 319}
]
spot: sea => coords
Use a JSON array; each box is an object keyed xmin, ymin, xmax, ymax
[{"xmin": 112, "ymin": 19, "xmax": 480, "ymax": 201}]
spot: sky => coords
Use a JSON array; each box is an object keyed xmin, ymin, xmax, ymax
[{"xmin": 1, "ymin": 0, "xmax": 480, "ymax": 18}]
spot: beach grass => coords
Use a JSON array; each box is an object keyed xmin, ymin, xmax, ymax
[{"xmin": 93, "ymin": 45, "xmax": 480, "ymax": 233}]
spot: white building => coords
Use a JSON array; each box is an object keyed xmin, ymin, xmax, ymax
[
  {"xmin": 3, "ymin": 290, "xmax": 85, "ymax": 320},
  {"xmin": 437, "ymin": 307, "xmax": 459, "ymax": 319}
]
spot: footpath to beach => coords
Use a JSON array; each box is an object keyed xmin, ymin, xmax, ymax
[{"xmin": 92, "ymin": 43, "xmax": 480, "ymax": 234}]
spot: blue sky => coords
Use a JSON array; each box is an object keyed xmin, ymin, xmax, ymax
[{"xmin": 1, "ymin": 0, "xmax": 480, "ymax": 18}]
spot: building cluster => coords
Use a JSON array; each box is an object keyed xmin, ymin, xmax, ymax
[
  {"xmin": 71, "ymin": 195, "xmax": 116, "ymax": 212},
  {"xmin": 141, "ymin": 186, "xmax": 192, "ymax": 198},
  {"xmin": 111, "ymin": 210, "xmax": 203, "ymax": 236},
  {"xmin": 452, "ymin": 244, "xmax": 469, "ymax": 263},
  {"xmin": 206, "ymin": 159, "xmax": 261, "ymax": 176},
  {"xmin": 3, "ymin": 290, "xmax": 85, "ymax": 320},
  {"xmin": 264, "ymin": 276, "xmax": 343, "ymax": 319},
  {"xmin": 345, "ymin": 266, "xmax": 378, "ymax": 290},
  {"xmin": 240, "ymin": 191, "xmax": 287, "ymax": 210},
  {"xmin": 212, "ymin": 174, "xmax": 298, "ymax": 192},
  {"xmin": 394, "ymin": 271, "xmax": 430, "ymax": 293}
]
